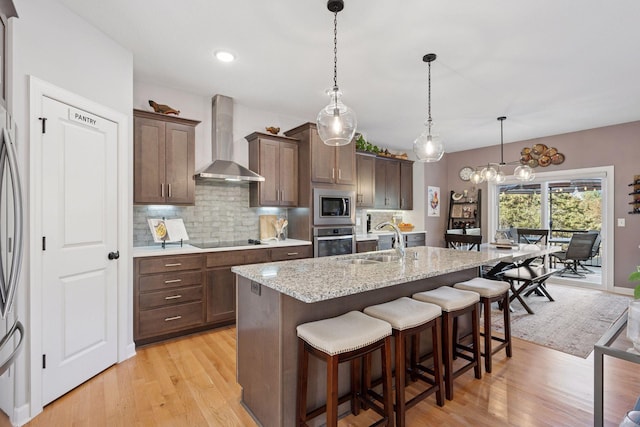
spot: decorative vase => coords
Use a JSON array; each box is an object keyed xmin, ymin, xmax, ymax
[{"xmin": 627, "ymin": 300, "xmax": 640, "ymax": 353}]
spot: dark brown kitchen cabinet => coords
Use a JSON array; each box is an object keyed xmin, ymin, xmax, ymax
[
  {"xmin": 206, "ymin": 268, "xmax": 236, "ymax": 324},
  {"xmin": 134, "ymin": 245, "xmax": 312, "ymax": 345},
  {"xmin": 356, "ymin": 240, "xmax": 377, "ymax": 253},
  {"xmin": 404, "ymin": 232, "xmax": 426, "ymax": 247},
  {"xmin": 284, "ymin": 122, "xmax": 356, "ymax": 188},
  {"xmin": 134, "ymin": 254, "xmax": 205, "ymax": 345},
  {"xmin": 270, "ymin": 245, "xmax": 313, "ymax": 261},
  {"xmin": 373, "ymin": 157, "xmax": 414, "ymax": 210},
  {"xmin": 133, "ymin": 109, "xmax": 199, "ymax": 205},
  {"xmin": 375, "ymin": 157, "xmax": 401, "ymax": 209},
  {"xmin": 247, "ymin": 132, "xmax": 299, "ymax": 207},
  {"xmin": 356, "ymin": 152, "xmax": 376, "ymax": 208},
  {"xmin": 400, "ymin": 160, "xmax": 414, "ymax": 210}
]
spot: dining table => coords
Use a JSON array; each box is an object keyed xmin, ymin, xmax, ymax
[{"xmin": 482, "ymin": 243, "xmax": 562, "ymax": 314}]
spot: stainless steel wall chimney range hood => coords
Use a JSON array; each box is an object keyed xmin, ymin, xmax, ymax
[{"xmin": 194, "ymin": 94, "xmax": 265, "ymax": 182}]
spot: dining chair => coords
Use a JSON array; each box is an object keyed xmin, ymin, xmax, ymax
[
  {"xmin": 446, "ymin": 228, "xmax": 464, "ymax": 235},
  {"xmin": 550, "ymin": 232, "xmax": 599, "ymax": 277},
  {"xmin": 466, "ymin": 227, "xmax": 481, "ymax": 236},
  {"xmin": 445, "ymin": 233, "xmax": 482, "ymax": 251},
  {"xmin": 516, "ymin": 228, "xmax": 549, "ymax": 266},
  {"xmin": 516, "ymin": 228, "xmax": 549, "ymax": 245}
]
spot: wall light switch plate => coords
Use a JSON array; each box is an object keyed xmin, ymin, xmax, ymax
[{"xmin": 618, "ymin": 218, "xmax": 626, "ymax": 227}]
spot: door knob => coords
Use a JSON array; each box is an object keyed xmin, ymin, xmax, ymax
[{"xmin": 108, "ymin": 251, "xmax": 120, "ymax": 260}]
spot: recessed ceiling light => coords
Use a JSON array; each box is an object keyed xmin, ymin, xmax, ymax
[{"xmin": 214, "ymin": 50, "xmax": 235, "ymax": 63}]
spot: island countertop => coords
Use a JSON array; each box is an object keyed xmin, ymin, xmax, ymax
[{"xmin": 231, "ymin": 244, "xmax": 559, "ymax": 303}]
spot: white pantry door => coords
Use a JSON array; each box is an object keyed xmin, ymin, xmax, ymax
[{"xmin": 40, "ymin": 96, "xmax": 118, "ymax": 405}]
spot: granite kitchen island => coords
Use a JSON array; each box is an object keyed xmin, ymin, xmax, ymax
[{"xmin": 232, "ymin": 244, "xmax": 557, "ymax": 427}]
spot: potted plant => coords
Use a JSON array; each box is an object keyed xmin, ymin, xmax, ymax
[
  {"xmin": 627, "ymin": 267, "xmax": 640, "ymax": 352},
  {"xmin": 631, "ymin": 267, "xmax": 640, "ymax": 299}
]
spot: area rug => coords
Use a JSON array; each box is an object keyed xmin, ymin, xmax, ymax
[{"xmin": 491, "ymin": 284, "xmax": 630, "ymax": 358}]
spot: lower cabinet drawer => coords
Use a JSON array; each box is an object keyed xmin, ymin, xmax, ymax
[
  {"xmin": 270, "ymin": 245, "xmax": 312, "ymax": 261},
  {"xmin": 139, "ymin": 285, "xmax": 203, "ymax": 310},
  {"xmin": 139, "ymin": 271, "xmax": 203, "ymax": 293},
  {"xmin": 138, "ymin": 302, "xmax": 204, "ymax": 338}
]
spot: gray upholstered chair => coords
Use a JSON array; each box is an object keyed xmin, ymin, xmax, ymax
[{"xmin": 550, "ymin": 232, "xmax": 599, "ymax": 277}]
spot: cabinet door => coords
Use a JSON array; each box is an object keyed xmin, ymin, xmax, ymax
[
  {"xmin": 278, "ymin": 141, "xmax": 298, "ymax": 206},
  {"xmin": 335, "ymin": 143, "xmax": 356, "ymax": 185},
  {"xmin": 356, "ymin": 154, "xmax": 375, "ymax": 208},
  {"xmin": 375, "ymin": 158, "xmax": 400, "ymax": 209},
  {"xmin": 258, "ymin": 139, "xmax": 281, "ymax": 206},
  {"xmin": 356, "ymin": 240, "xmax": 377, "ymax": 253},
  {"xmin": 134, "ymin": 117, "xmax": 166, "ymax": 204},
  {"xmin": 165, "ymin": 122, "xmax": 195, "ymax": 204},
  {"xmin": 206, "ymin": 268, "xmax": 236, "ymax": 324},
  {"xmin": 400, "ymin": 161, "xmax": 413, "ymax": 210},
  {"xmin": 310, "ymin": 131, "xmax": 337, "ymax": 183}
]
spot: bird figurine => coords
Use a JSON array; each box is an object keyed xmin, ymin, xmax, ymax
[
  {"xmin": 148, "ymin": 100, "xmax": 180, "ymax": 115},
  {"xmin": 265, "ymin": 126, "xmax": 280, "ymax": 135}
]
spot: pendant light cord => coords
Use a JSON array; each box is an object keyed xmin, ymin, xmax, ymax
[
  {"xmin": 333, "ymin": 10, "xmax": 338, "ymax": 91},
  {"xmin": 427, "ymin": 60, "xmax": 432, "ymax": 134},
  {"xmin": 500, "ymin": 118, "xmax": 504, "ymax": 164}
]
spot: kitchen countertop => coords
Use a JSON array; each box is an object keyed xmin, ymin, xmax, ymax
[
  {"xmin": 132, "ymin": 238, "xmax": 311, "ymax": 258},
  {"xmin": 231, "ymin": 244, "xmax": 560, "ymax": 303}
]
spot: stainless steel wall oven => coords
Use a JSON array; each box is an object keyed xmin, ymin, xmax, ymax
[{"xmin": 313, "ymin": 227, "xmax": 355, "ymax": 257}]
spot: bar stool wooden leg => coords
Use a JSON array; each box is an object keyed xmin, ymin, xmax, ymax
[
  {"xmin": 297, "ymin": 339, "xmax": 308, "ymax": 427},
  {"xmin": 503, "ymin": 293, "xmax": 512, "ymax": 357},
  {"xmin": 326, "ymin": 354, "xmax": 339, "ymax": 427},
  {"xmin": 482, "ymin": 298, "xmax": 492, "ymax": 373},
  {"xmin": 432, "ymin": 317, "xmax": 445, "ymax": 407},
  {"xmin": 395, "ymin": 330, "xmax": 407, "ymax": 427},
  {"xmin": 381, "ymin": 336, "xmax": 394, "ymax": 427},
  {"xmin": 472, "ymin": 303, "xmax": 482, "ymax": 379},
  {"xmin": 442, "ymin": 311, "xmax": 454, "ymax": 400}
]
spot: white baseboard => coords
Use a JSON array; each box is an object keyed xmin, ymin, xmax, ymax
[{"xmin": 12, "ymin": 402, "xmax": 33, "ymax": 427}]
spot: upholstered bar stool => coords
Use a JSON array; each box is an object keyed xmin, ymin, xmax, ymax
[
  {"xmin": 363, "ymin": 297, "xmax": 444, "ymax": 427},
  {"xmin": 296, "ymin": 311, "xmax": 394, "ymax": 427},
  {"xmin": 454, "ymin": 277, "xmax": 512, "ymax": 373},
  {"xmin": 413, "ymin": 286, "xmax": 481, "ymax": 401}
]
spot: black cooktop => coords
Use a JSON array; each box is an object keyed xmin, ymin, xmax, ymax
[{"xmin": 190, "ymin": 239, "xmax": 265, "ymax": 249}]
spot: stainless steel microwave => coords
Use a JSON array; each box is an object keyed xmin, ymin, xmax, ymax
[{"xmin": 313, "ymin": 188, "xmax": 355, "ymax": 226}]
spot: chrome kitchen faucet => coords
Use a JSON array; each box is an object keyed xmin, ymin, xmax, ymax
[{"xmin": 374, "ymin": 221, "xmax": 406, "ymax": 259}]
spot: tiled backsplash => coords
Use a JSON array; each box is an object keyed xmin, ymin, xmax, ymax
[{"xmin": 133, "ymin": 181, "xmax": 287, "ymax": 246}]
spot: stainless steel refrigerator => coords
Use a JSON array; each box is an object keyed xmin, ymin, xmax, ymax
[{"xmin": 0, "ymin": 109, "xmax": 24, "ymax": 375}]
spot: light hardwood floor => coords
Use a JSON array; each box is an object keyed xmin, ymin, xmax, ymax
[{"xmin": 2, "ymin": 325, "xmax": 637, "ymax": 426}]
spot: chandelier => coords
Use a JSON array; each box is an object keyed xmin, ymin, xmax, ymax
[
  {"xmin": 413, "ymin": 53, "xmax": 445, "ymax": 162},
  {"xmin": 316, "ymin": 0, "xmax": 357, "ymax": 146},
  {"xmin": 469, "ymin": 116, "xmax": 535, "ymax": 184}
]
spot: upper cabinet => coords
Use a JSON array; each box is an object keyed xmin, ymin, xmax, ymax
[
  {"xmin": 374, "ymin": 157, "xmax": 414, "ymax": 210},
  {"xmin": 356, "ymin": 152, "xmax": 376, "ymax": 208},
  {"xmin": 400, "ymin": 160, "xmax": 413, "ymax": 210},
  {"xmin": 133, "ymin": 109, "xmax": 199, "ymax": 205},
  {"xmin": 246, "ymin": 132, "xmax": 299, "ymax": 207},
  {"xmin": 375, "ymin": 157, "xmax": 401, "ymax": 209},
  {"xmin": 285, "ymin": 122, "xmax": 356, "ymax": 188}
]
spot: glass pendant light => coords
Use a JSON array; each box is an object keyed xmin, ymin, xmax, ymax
[
  {"xmin": 514, "ymin": 164, "xmax": 535, "ymax": 181},
  {"xmin": 469, "ymin": 170, "xmax": 484, "ymax": 185},
  {"xmin": 316, "ymin": 0, "xmax": 357, "ymax": 146},
  {"xmin": 413, "ymin": 53, "xmax": 445, "ymax": 162}
]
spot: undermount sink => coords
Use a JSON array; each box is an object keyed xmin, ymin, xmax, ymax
[
  {"xmin": 341, "ymin": 254, "xmax": 402, "ymax": 265},
  {"xmin": 367, "ymin": 255, "xmax": 401, "ymax": 263},
  {"xmin": 342, "ymin": 258, "xmax": 380, "ymax": 265}
]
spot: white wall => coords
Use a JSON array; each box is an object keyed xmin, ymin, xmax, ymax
[{"xmin": 2, "ymin": 0, "xmax": 133, "ymax": 423}]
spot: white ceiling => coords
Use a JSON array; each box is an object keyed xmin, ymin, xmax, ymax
[{"xmin": 59, "ymin": 0, "xmax": 640, "ymax": 153}]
